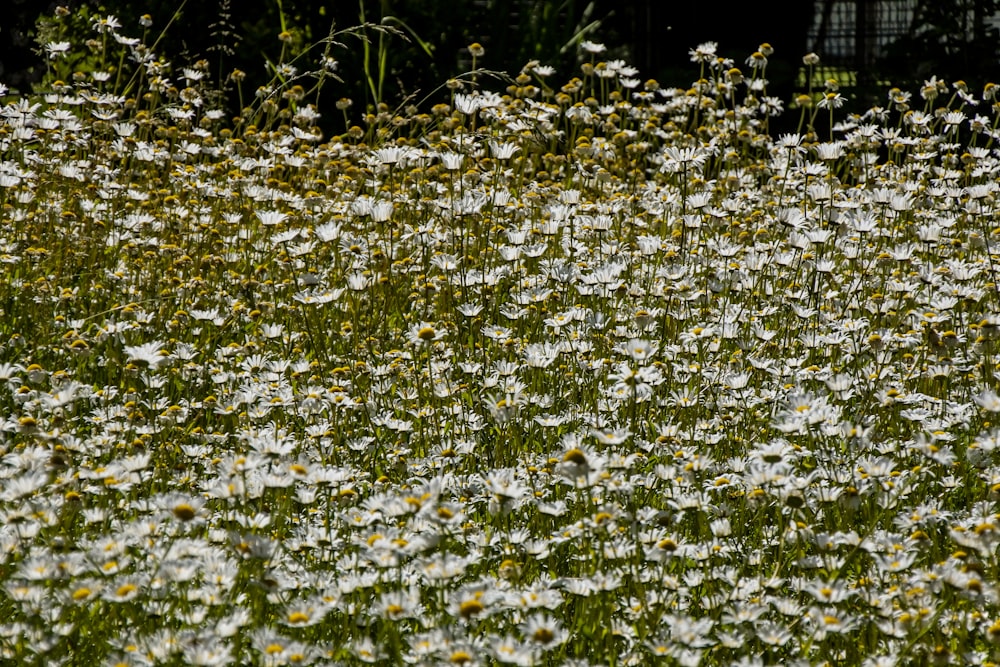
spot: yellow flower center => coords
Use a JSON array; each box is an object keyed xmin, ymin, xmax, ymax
[
  {"xmin": 533, "ymin": 628, "xmax": 555, "ymax": 644},
  {"xmin": 459, "ymin": 599, "xmax": 484, "ymax": 619}
]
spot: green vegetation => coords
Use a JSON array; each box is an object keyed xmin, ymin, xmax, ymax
[{"xmin": 2, "ymin": 11, "xmax": 1000, "ymax": 667}]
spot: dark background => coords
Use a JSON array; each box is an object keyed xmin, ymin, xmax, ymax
[{"xmin": 3, "ymin": 0, "xmax": 999, "ymax": 120}]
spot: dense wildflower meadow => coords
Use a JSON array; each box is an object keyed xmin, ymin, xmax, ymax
[{"xmin": 5, "ymin": 12, "xmax": 1000, "ymax": 667}]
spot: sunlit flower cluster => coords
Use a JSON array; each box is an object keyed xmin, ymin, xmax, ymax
[{"xmin": 2, "ymin": 14, "xmax": 1000, "ymax": 667}]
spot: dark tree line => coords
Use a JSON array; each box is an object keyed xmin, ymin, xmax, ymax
[{"xmin": 2, "ymin": 1, "xmax": 998, "ymax": 118}]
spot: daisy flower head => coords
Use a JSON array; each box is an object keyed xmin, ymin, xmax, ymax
[
  {"xmin": 156, "ymin": 492, "xmax": 206, "ymax": 523},
  {"xmin": 689, "ymin": 42, "xmax": 718, "ymax": 63},
  {"xmin": 489, "ymin": 140, "xmax": 520, "ymax": 160},
  {"xmin": 580, "ymin": 40, "xmax": 606, "ymax": 54},
  {"xmin": 559, "ymin": 437, "xmax": 595, "ymax": 468},
  {"xmin": 408, "ymin": 322, "xmax": 443, "ymax": 345},
  {"xmin": 621, "ymin": 338, "xmax": 658, "ymax": 362},
  {"xmin": 485, "ymin": 391, "xmax": 522, "ymax": 426},
  {"xmin": 92, "ymin": 14, "xmax": 122, "ymax": 33},
  {"xmin": 45, "ymin": 41, "xmax": 71, "ymax": 59},
  {"xmin": 556, "ymin": 438, "xmax": 607, "ymax": 486},
  {"xmin": 124, "ymin": 341, "xmax": 169, "ymax": 370},
  {"xmin": 492, "ymin": 634, "xmax": 533, "ymax": 666},
  {"xmin": 592, "ymin": 427, "xmax": 630, "ymax": 445},
  {"xmin": 379, "ymin": 586, "xmax": 422, "ymax": 621},
  {"xmin": 746, "ymin": 51, "xmax": 768, "ymax": 69},
  {"xmin": 975, "ymin": 389, "xmax": 1000, "ymax": 412},
  {"xmin": 521, "ymin": 613, "xmax": 568, "ymax": 649}
]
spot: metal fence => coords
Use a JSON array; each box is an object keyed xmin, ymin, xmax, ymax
[
  {"xmin": 809, "ymin": 0, "xmax": 918, "ymax": 68},
  {"xmin": 804, "ymin": 0, "xmax": 1000, "ymax": 92}
]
